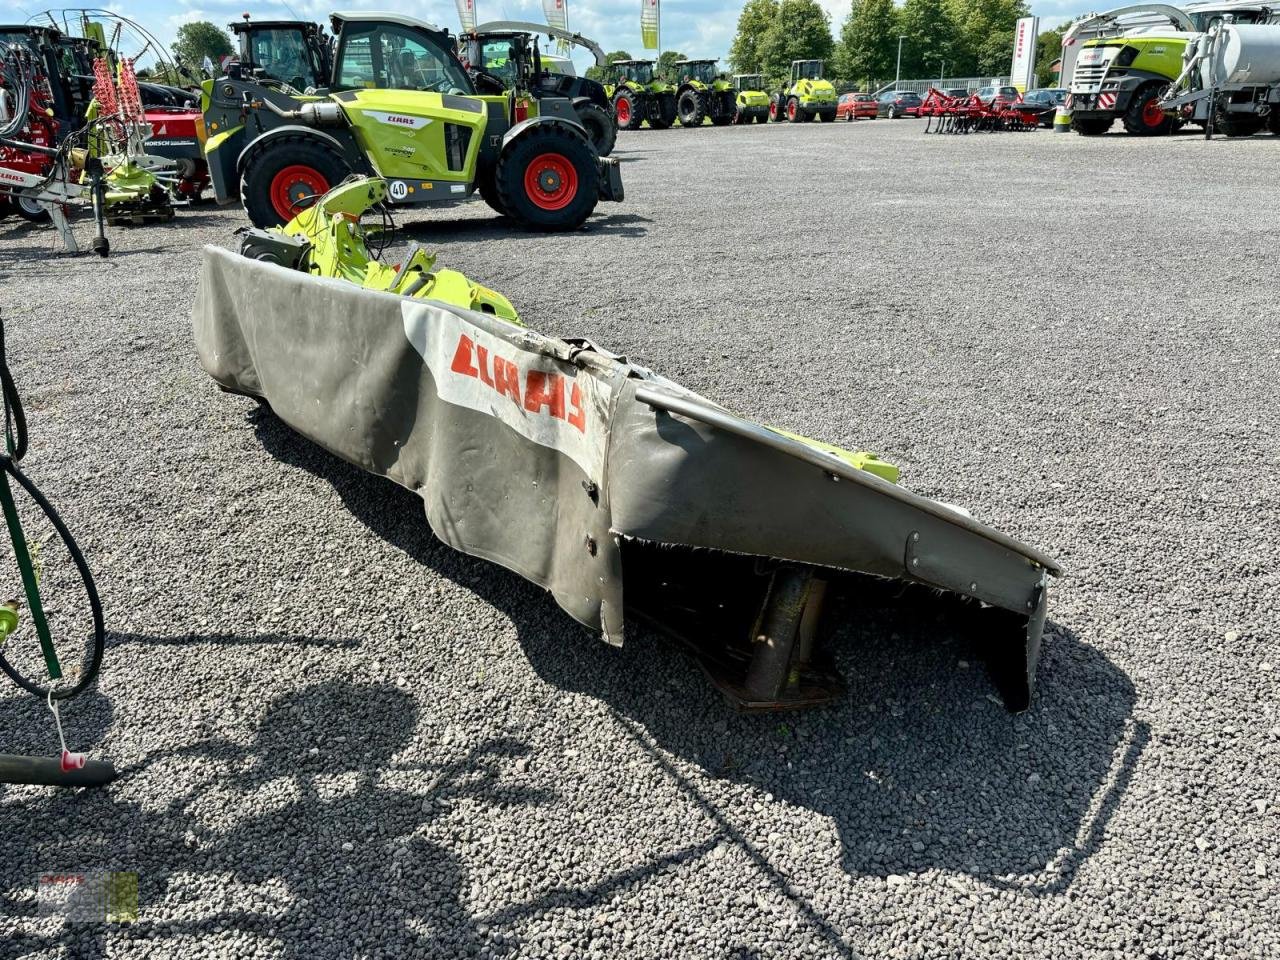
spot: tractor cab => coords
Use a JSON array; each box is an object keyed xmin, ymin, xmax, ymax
[
  {"xmin": 792, "ymin": 60, "xmax": 825, "ymax": 82},
  {"xmin": 329, "ymin": 13, "xmax": 472, "ymax": 94},
  {"xmin": 676, "ymin": 59, "xmax": 720, "ymax": 85},
  {"xmin": 229, "ymin": 16, "xmax": 332, "ymax": 92},
  {"xmin": 611, "ymin": 59, "xmax": 655, "ymax": 86},
  {"xmin": 0, "ymin": 25, "xmax": 89, "ymax": 124}
]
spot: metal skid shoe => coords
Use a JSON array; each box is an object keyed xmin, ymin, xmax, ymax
[{"xmin": 736, "ymin": 569, "xmax": 840, "ymax": 711}]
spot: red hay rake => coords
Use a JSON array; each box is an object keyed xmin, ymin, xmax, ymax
[{"xmin": 920, "ymin": 88, "xmax": 1044, "ymax": 134}]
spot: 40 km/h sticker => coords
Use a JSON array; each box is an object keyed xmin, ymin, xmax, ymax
[
  {"xmin": 388, "ymin": 180, "xmax": 409, "ymax": 200},
  {"xmin": 401, "ymin": 302, "xmax": 612, "ymax": 478}
]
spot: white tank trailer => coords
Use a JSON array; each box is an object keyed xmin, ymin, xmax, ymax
[{"xmin": 1161, "ymin": 20, "xmax": 1280, "ymax": 134}]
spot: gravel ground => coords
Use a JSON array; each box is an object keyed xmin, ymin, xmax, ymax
[{"xmin": 0, "ymin": 118, "xmax": 1277, "ymax": 959}]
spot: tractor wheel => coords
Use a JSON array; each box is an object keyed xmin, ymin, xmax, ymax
[
  {"xmin": 709, "ymin": 94, "xmax": 734, "ymax": 126},
  {"xmin": 756, "ymin": 110, "xmax": 768, "ymax": 124},
  {"xmin": 817, "ymin": 109, "xmax": 834, "ymax": 123},
  {"xmin": 1214, "ymin": 112, "xmax": 1263, "ymax": 138},
  {"xmin": 241, "ymin": 136, "xmax": 349, "ymax": 229},
  {"xmin": 678, "ymin": 89, "xmax": 706, "ymax": 127},
  {"xmin": 787, "ymin": 97, "xmax": 802, "ymax": 123},
  {"xmin": 477, "ymin": 166, "xmax": 507, "ymax": 217},
  {"xmin": 613, "ymin": 90, "xmax": 645, "ymax": 131},
  {"xmin": 495, "ymin": 123, "xmax": 598, "ymax": 231},
  {"xmin": 733, "ymin": 106, "xmax": 746, "ymax": 124},
  {"xmin": 1122, "ymin": 85, "xmax": 1174, "ymax": 136},
  {"xmin": 769, "ymin": 95, "xmax": 784, "ymax": 122},
  {"xmin": 650, "ymin": 93, "xmax": 677, "ymax": 130},
  {"xmin": 575, "ymin": 101, "xmax": 617, "ymax": 156},
  {"xmin": 13, "ymin": 195, "xmax": 50, "ymax": 223},
  {"xmin": 1072, "ymin": 116, "xmax": 1113, "ymax": 136}
]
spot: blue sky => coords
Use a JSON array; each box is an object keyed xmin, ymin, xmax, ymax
[{"xmin": 0, "ymin": 0, "xmax": 1084, "ymax": 74}]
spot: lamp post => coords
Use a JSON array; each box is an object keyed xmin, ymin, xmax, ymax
[
  {"xmin": 939, "ymin": 61, "xmax": 946, "ymax": 83},
  {"xmin": 895, "ymin": 35, "xmax": 906, "ymax": 88}
]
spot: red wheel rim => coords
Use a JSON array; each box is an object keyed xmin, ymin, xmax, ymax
[
  {"xmin": 270, "ymin": 164, "xmax": 328, "ymax": 221},
  {"xmin": 769, "ymin": 101, "xmax": 777, "ymax": 119},
  {"xmin": 617, "ymin": 97, "xmax": 631, "ymax": 124},
  {"xmin": 524, "ymin": 152, "xmax": 579, "ymax": 211},
  {"xmin": 1142, "ymin": 97, "xmax": 1164, "ymax": 127},
  {"xmin": 787, "ymin": 100, "xmax": 797, "ymax": 120}
]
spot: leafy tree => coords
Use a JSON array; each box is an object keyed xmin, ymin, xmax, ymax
[
  {"xmin": 946, "ymin": 0, "xmax": 1028, "ymax": 76},
  {"xmin": 759, "ymin": 0, "xmax": 834, "ymax": 81},
  {"xmin": 899, "ymin": 0, "xmax": 958, "ymax": 80},
  {"xmin": 170, "ymin": 20, "xmax": 232, "ymax": 72},
  {"xmin": 656, "ymin": 49, "xmax": 688, "ymax": 79},
  {"xmin": 729, "ymin": 0, "xmax": 780, "ymax": 74},
  {"xmin": 1035, "ymin": 26, "xmax": 1065, "ymax": 86},
  {"xmin": 585, "ymin": 49, "xmax": 633, "ymax": 82},
  {"xmin": 833, "ymin": 0, "xmax": 897, "ymax": 88}
]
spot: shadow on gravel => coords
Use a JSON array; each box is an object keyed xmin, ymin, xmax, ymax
[
  {"xmin": 396, "ymin": 211, "xmax": 653, "ymax": 243},
  {"xmin": 104, "ymin": 629, "xmax": 361, "ymax": 650},
  {"xmin": 0, "ymin": 679, "xmax": 553, "ymax": 958},
  {"xmin": 245, "ymin": 407, "xmax": 1147, "ymax": 904}
]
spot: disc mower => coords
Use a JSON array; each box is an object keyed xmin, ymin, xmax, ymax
[
  {"xmin": 731, "ymin": 74, "xmax": 770, "ymax": 124},
  {"xmin": 202, "ymin": 12, "xmax": 622, "ymax": 230},
  {"xmin": 460, "ymin": 20, "xmax": 616, "ymax": 156},
  {"xmin": 606, "ymin": 59, "xmax": 677, "ymax": 130},
  {"xmin": 770, "ymin": 59, "xmax": 837, "ymax": 123},
  {"xmin": 672, "ymin": 59, "xmax": 735, "ymax": 127}
]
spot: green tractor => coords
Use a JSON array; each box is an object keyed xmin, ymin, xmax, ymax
[
  {"xmin": 731, "ymin": 74, "xmax": 770, "ymax": 124},
  {"xmin": 460, "ymin": 21, "xmax": 617, "ymax": 156},
  {"xmin": 606, "ymin": 59, "xmax": 677, "ymax": 130},
  {"xmin": 770, "ymin": 59, "xmax": 837, "ymax": 123},
  {"xmin": 202, "ymin": 12, "xmax": 622, "ymax": 230},
  {"xmin": 672, "ymin": 59, "xmax": 734, "ymax": 127}
]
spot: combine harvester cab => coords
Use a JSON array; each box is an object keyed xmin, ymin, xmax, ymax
[{"xmin": 194, "ymin": 192, "xmax": 1062, "ymax": 713}]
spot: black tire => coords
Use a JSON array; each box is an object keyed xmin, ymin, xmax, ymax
[
  {"xmin": 1269, "ymin": 110, "xmax": 1280, "ymax": 135},
  {"xmin": 677, "ymin": 88, "xmax": 705, "ymax": 127},
  {"xmin": 887, "ymin": 105, "xmax": 898, "ymax": 119},
  {"xmin": 495, "ymin": 123, "xmax": 598, "ymax": 231},
  {"xmin": 709, "ymin": 93, "xmax": 734, "ymax": 126},
  {"xmin": 613, "ymin": 88, "xmax": 645, "ymax": 131},
  {"xmin": 241, "ymin": 135, "xmax": 350, "ymax": 229},
  {"xmin": 477, "ymin": 166, "xmax": 506, "ymax": 217},
  {"xmin": 1072, "ymin": 116, "xmax": 1113, "ymax": 136},
  {"xmin": 14, "ymin": 195, "xmax": 50, "ymax": 223},
  {"xmin": 650, "ymin": 93, "xmax": 677, "ymax": 130},
  {"xmin": 789, "ymin": 97, "xmax": 812, "ymax": 123},
  {"xmin": 1121, "ymin": 85, "xmax": 1174, "ymax": 136},
  {"xmin": 817, "ymin": 109, "xmax": 834, "ymax": 123},
  {"xmin": 732, "ymin": 106, "xmax": 746, "ymax": 125},
  {"xmin": 575, "ymin": 101, "xmax": 616, "ymax": 156},
  {"xmin": 769, "ymin": 95, "xmax": 785, "ymax": 122},
  {"xmin": 1214, "ymin": 112, "xmax": 1263, "ymax": 138}
]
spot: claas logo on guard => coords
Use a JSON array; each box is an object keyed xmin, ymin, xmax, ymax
[{"xmin": 450, "ymin": 334, "xmax": 587, "ymax": 432}]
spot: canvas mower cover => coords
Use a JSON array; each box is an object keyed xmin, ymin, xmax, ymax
[{"xmin": 193, "ymin": 248, "xmax": 1061, "ymax": 712}]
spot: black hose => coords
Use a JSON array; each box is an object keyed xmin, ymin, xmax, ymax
[{"xmin": 0, "ymin": 316, "xmax": 104, "ymax": 701}]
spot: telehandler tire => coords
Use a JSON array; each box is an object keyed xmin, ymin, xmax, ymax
[
  {"xmin": 575, "ymin": 101, "xmax": 617, "ymax": 156},
  {"xmin": 477, "ymin": 167, "xmax": 507, "ymax": 217},
  {"xmin": 496, "ymin": 123, "xmax": 598, "ymax": 231},
  {"xmin": 678, "ymin": 89, "xmax": 706, "ymax": 127},
  {"xmin": 241, "ymin": 136, "xmax": 350, "ymax": 229}
]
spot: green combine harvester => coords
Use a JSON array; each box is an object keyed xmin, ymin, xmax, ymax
[
  {"xmin": 202, "ymin": 12, "xmax": 622, "ymax": 229},
  {"xmin": 770, "ymin": 59, "xmax": 837, "ymax": 122},
  {"xmin": 605, "ymin": 59, "xmax": 677, "ymax": 129},
  {"xmin": 672, "ymin": 59, "xmax": 734, "ymax": 127},
  {"xmin": 731, "ymin": 74, "xmax": 770, "ymax": 123}
]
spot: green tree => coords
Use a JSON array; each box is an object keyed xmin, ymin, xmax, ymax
[
  {"xmin": 585, "ymin": 49, "xmax": 633, "ymax": 82},
  {"xmin": 170, "ymin": 20, "xmax": 232, "ymax": 72},
  {"xmin": 759, "ymin": 0, "xmax": 834, "ymax": 81},
  {"xmin": 656, "ymin": 49, "xmax": 688, "ymax": 79},
  {"xmin": 729, "ymin": 0, "xmax": 780, "ymax": 74},
  {"xmin": 946, "ymin": 0, "xmax": 1028, "ymax": 76},
  {"xmin": 833, "ymin": 0, "xmax": 897, "ymax": 88},
  {"xmin": 899, "ymin": 0, "xmax": 959, "ymax": 80},
  {"xmin": 1035, "ymin": 26, "xmax": 1065, "ymax": 86}
]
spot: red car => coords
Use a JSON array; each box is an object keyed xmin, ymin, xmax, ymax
[{"xmin": 836, "ymin": 92, "xmax": 878, "ymax": 121}]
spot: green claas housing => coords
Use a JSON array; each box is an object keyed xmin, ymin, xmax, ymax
[
  {"xmin": 672, "ymin": 59, "xmax": 734, "ymax": 127},
  {"xmin": 732, "ymin": 74, "xmax": 770, "ymax": 124},
  {"xmin": 770, "ymin": 60, "xmax": 837, "ymax": 123},
  {"xmin": 605, "ymin": 59, "xmax": 677, "ymax": 130},
  {"xmin": 201, "ymin": 12, "xmax": 622, "ymax": 230}
]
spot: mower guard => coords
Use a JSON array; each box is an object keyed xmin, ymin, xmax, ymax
[{"xmin": 194, "ymin": 247, "xmax": 1060, "ymax": 711}]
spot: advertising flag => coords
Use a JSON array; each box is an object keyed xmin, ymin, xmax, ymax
[
  {"xmin": 456, "ymin": 0, "xmax": 477, "ymax": 33},
  {"xmin": 1010, "ymin": 16, "xmax": 1039, "ymax": 91},
  {"xmin": 641, "ymin": 0, "xmax": 660, "ymax": 50}
]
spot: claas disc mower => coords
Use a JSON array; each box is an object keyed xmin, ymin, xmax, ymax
[
  {"xmin": 770, "ymin": 59, "xmax": 837, "ymax": 123},
  {"xmin": 606, "ymin": 59, "xmax": 677, "ymax": 130},
  {"xmin": 731, "ymin": 74, "xmax": 770, "ymax": 124},
  {"xmin": 202, "ymin": 12, "xmax": 622, "ymax": 230},
  {"xmin": 673, "ymin": 59, "xmax": 735, "ymax": 127},
  {"xmin": 461, "ymin": 21, "xmax": 616, "ymax": 156}
]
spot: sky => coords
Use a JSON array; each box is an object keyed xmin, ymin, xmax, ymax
[{"xmin": 0, "ymin": 0, "xmax": 1083, "ymax": 75}]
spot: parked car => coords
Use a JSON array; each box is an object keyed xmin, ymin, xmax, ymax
[
  {"xmin": 943, "ymin": 87, "xmax": 970, "ymax": 99},
  {"xmin": 836, "ymin": 92, "xmax": 878, "ymax": 120},
  {"xmin": 876, "ymin": 90, "xmax": 922, "ymax": 118},
  {"xmin": 1021, "ymin": 87, "xmax": 1067, "ymax": 126},
  {"xmin": 975, "ymin": 85, "xmax": 1021, "ymax": 106}
]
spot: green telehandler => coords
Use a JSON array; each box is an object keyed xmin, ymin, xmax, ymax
[
  {"xmin": 672, "ymin": 59, "xmax": 734, "ymax": 127},
  {"xmin": 202, "ymin": 12, "xmax": 622, "ymax": 229},
  {"xmin": 605, "ymin": 59, "xmax": 677, "ymax": 130}
]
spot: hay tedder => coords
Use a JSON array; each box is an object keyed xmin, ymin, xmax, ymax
[
  {"xmin": 195, "ymin": 176, "xmax": 1062, "ymax": 715},
  {"xmin": 920, "ymin": 88, "xmax": 1050, "ymax": 133}
]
